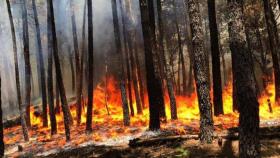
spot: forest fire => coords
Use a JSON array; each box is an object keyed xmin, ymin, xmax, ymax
[{"xmin": 3, "ymin": 77, "xmax": 280, "ymax": 156}]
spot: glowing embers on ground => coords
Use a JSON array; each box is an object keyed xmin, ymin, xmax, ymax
[{"xmin": 3, "ymin": 77, "xmax": 280, "ymax": 156}]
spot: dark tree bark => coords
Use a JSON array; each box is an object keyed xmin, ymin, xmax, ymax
[
  {"xmin": 263, "ymin": 0, "xmax": 280, "ymax": 103},
  {"xmin": 32, "ymin": 0, "xmax": 48, "ymax": 127},
  {"xmin": 120, "ymin": 0, "xmax": 134, "ymax": 116},
  {"xmin": 77, "ymin": 1, "xmax": 87, "ymax": 124},
  {"xmin": 6, "ymin": 0, "xmax": 29, "ymax": 141},
  {"xmin": 139, "ymin": 0, "xmax": 165, "ymax": 130},
  {"xmin": 157, "ymin": 0, "xmax": 177, "ymax": 120},
  {"xmin": 47, "ymin": 0, "xmax": 72, "ymax": 141},
  {"xmin": 111, "ymin": 0, "xmax": 130, "ymax": 126},
  {"xmin": 228, "ymin": 1, "xmax": 260, "ymax": 157},
  {"xmin": 86, "ymin": 0, "xmax": 94, "ymax": 132},
  {"xmin": 0, "ymin": 76, "xmax": 4, "ymax": 156},
  {"xmin": 187, "ymin": 0, "xmax": 214, "ymax": 143},
  {"xmin": 207, "ymin": 0, "xmax": 224, "ymax": 116},
  {"xmin": 22, "ymin": 0, "xmax": 32, "ymax": 128},
  {"xmin": 128, "ymin": 35, "xmax": 143, "ymax": 115}
]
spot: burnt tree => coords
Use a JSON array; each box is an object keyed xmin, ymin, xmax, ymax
[
  {"xmin": 228, "ymin": 0, "xmax": 260, "ymax": 157},
  {"xmin": 86, "ymin": 0, "xmax": 94, "ymax": 132},
  {"xmin": 157, "ymin": 0, "xmax": 177, "ymax": 120},
  {"xmin": 187, "ymin": 0, "xmax": 214, "ymax": 143},
  {"xmin": 263, "ymin": 0, "xmax": 280, "ymax": 103},
  {"xmin": 32, "ymin": 0, "xmax": 48, "ymax": 127},
  {"xmin": 207, "ymin": 0, "xmax": 224, "ymax": 116},
  {"xmin": 47, "ymin": 0, "xmax": 72, "ymax": 141},
  {"xmin": 139, "ymin": 0, "xmax": 165, "ymax": 130},
  {"xmin": 22, "ymin": 0, "xmax": 32, "ymax": 128},
  {"xmin": 6, "ymin": 0, "xmax": 29, "ymax": 141},
  {"xmin": 111, "ymin": 0, "xmax": 130, "ymax": 126}
]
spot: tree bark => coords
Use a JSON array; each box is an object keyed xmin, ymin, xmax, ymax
[
  {"xmin": 228, "ymin": 1, "xmax": 260, "ymax": 157},
  {"xmin": 77, "ymin": 1, "xmax": 87, "ymax": 124},
  {"xmin": 157, "ymin": 0, "xmax": 177, "ymax": 120},
  {"xmin": 139, "ymin": 0, "xmax": 164, "ymax": 130},
  {"xmin": 32, "ymin": 0, "xmax": 48, "ymax": 127},
  {"xmin": 47, "ymin": 0, "xmax": 72, "ymax": 141},
  {"xmin": 6, "ymin": 0, "xmax": 29, "ymax": 141},
  {"xmin": 263, "ymin": 0, "xmax": 280, "ymax": 103},
  {"xmin": 207, "ymin": 0, "xmax": 224, "ymax": 116},
  {"xmin": 111, "ymin": 0, "xmax": 130, "ymax": 126},
  {"xmin": 22, "ymin": 0, "xmax": 32, "ymax": 128},
  {"xmin": 86, "ymin": 0, "xmax": 94, "ymax": 132},
  {"xmin": 187, "ymin": 0, "xmax": 214, "ymax": 143}
]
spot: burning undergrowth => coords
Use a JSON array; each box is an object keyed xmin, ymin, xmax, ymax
[{"xmin": 3, "ymin": 77, "xmax": 280, "ymax": 157}]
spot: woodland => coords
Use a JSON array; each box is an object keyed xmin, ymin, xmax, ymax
[{"xmin": 0, "ymin": 0, "xmax": 280, "ymax": 157}]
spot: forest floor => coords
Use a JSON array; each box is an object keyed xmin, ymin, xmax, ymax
[{"xmin": 5, "ymin": 125, "xmax": 280, "ymax": 158}]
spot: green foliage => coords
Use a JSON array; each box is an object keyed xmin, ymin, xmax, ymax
[{"xmin": 174, "ymin": 147, "xmax": 190, "ymax": 158}]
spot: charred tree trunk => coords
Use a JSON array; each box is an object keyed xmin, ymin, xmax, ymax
[
  {"xmin": 263, "ymin": 0, "xmax": 280, "ymax": 103},
  {"xmin": 22, "ymin": 0, "xmax": 32, "ymax": 128},
  {"xmin": 0, "ymin": 76, "xmax": 4, "ymax": 156},
  {"xmin": 207, "ymin": 0, "xmax": 224, "ymax": 116},
  {"xmin": 55, "ymin": 82, "xmax": 60, "ymax": 113},
  {"xmin": 120, "ymin": 0, "xmax": 134, "ymax": 116},
  {"xmin": 228, "ymin": 1, "xmax": 260, "ymax": 157},
  {"xmin": 69, "ymin": 0, "xmax": 82, "ymax": 122},
  {"xmin": 139, "ymin": 0, "xmax": 165, "ymax": 130},
  {"xmin": 47, "ymin": 22, "xmax": 57, "ymax": 135},
  {"xmin": 111, "ymin": 0, "xmax": 130, "ymax": 126},
  {"xmin": 47, "ymin": 0, "xmax": 72, "ymax": 141},
  {"xmin": 6, "ymin": 0, "xmax": 29, "ymax": 141},
  {"xmin": 32, "ymin": 0, "xmax": 48, "ymax": 127},
  {"xmin": 86, "ymin": 0, "xmax": 94, "ymax": 132},
  {"xmin": 187, "ymin": 0, "xmax": 214, "ymax": 143},
  {"xmin": 157, "ymin": 0, "xmax": 177, "ymax": 120},
  {"xmin": 77, "ymin": 1, "xmax": 87, "ymax": 124}
]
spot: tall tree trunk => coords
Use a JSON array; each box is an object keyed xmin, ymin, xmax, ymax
[
  {"xmin": 68, "ymin": 46, "xmax": 75, "ymax": 92},
  {"xmin": 207, "ymin": 0, "xmax": 224, "ymax": 116},
  {"xmin": 0, "ymin": 76, "xmax": 4, "ymax": 156},
  {"xmin": 157, "ymin": 0, "xmax": 177, "ymax": 120},
  {"xmin": 263, "ymin": 0, "xmax": 280, "ymax": 103},
  {"xmin": 128, "ymin": 35, "xmax": 143, "ymax": 115},
  {"xmin": 22, "ymin": 0, "xmax": 32, "ymax": 128},
  {"xmin": 47, "ymin": 24, "xmax": 57, "ymax": 135},
  {"xmin": 120, "ymin": 0, "xmax": 134, "ymax": 116},
  {"xmin": 77, "ymin": 1, "xmax": 87, "ymax": 124},
  {"xmin": 86, "ymin": 0, "xmax": 94, "ymax": 132},
  {"xmin": 6, "ymin": 0, "xmax": 29, "ymax": 141},
  {"xmin": 111, "ymin": 0, "xmax": 130, "ymax": 126},
  {"xmin": 228, "ymin": 1, "xmax": 260, "ymax": 157},
  {"xmin": 47, "ymin": 0, "xmax": 72, "ymax": 141},
  {"xmin": 32, "ymin": 0, "xmax": 48, "ymax": 127},
  {"xmin": 69, "ymin": 0, "xmax": 82, "ymax": 122},
  {"xmin": 139, "ymin": 0, "xmax": 165, "ymax": 130},
  {"xmin": 187, "ymin": 0, "xmax": 214, "ymax": 143}
]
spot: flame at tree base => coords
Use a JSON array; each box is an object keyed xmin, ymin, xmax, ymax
[{"xmin": 3, "ymin": 77, "xmax": 280, "ymax": 156}]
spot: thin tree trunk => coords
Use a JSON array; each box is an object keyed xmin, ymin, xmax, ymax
[
  {"xmin": 86, "ymin": 0, "xmax": 94, "ymax": 132},
  {"xmin": 55, "ymin": 81, "xmax": 60, "ymax": 113},
  {"xmin": 120, "ymin": 0, "xmax": 134, "ymax": 116},
  {"xmin": 68, "ymin": 46, "xmax": 75, "ymax": 93},
  {"xmin": 22, "ymin": 0, "xmax": 32, "ymax": 128},
  {"xmin": 76, "ymin": 0, "xmax": 87, "ymax": 124},
  {"xmin": 6, "ymin": 0, "xmax": 29, "ymax": 141},
  {"xmin": 47, "ymin": 24, "xmax": 57, "ymax": 135},
  {"xmin": 263, "ymin": 0, "xmax": 280, "ymax": 103},
  {"xmin": 139, "ymin": 0, "xmax": 165, "ymax": 130},
  {"xmin": 47, "ymin": 0, "xmax": 72, "ymax": 141},
  {"xmin": 0, "ymin": 76, "xmax": 4, "ymax": 156},
  {"xmin": 187, "ymin": 0, "xmax": 214, "ymax": 143},
  {"xmin": 228, "ymin": 1, "xmax": 260, "ymax": 157},
  {"xmin": 134, "ymin": 46, "xmax": 145, "ymax": 108},
  {"xmin": 111, "ymin": 0, "xmax": 130, "ymax": 126},
  {"xmin": 207, "ymin": 0, "xmax": 224, "ymax": 116},
  {"xmin": 157, "ymin": 0, "xmax": 177, "ymax": 120},
  {"xmin": 32, "ymin": 0, "xmax": 48, "ymax": 127}
]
